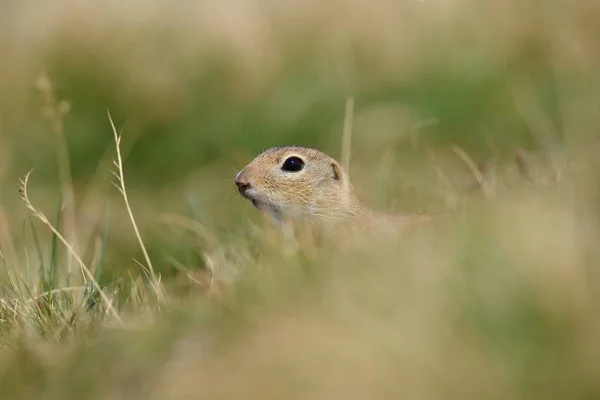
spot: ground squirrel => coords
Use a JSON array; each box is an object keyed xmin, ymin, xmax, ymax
[{"xmin": 234, "ymin": 146, "xmax": 432, "ymax": 239}]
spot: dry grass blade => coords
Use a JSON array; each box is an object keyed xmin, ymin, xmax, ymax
[
  {"xmin": 451, "ymin": 145, "xmax": 484, "ymax": 187},
  {"xmin": 106, "ymin": 110, "xmax": 166, "ymax": 303},
  {"xmin": 18, "ymin": 169, "xmax": 124, "ymax": 325},
  {"xmin": 341, "ymin": 96, "xmax": 355, "ymax": 176}
]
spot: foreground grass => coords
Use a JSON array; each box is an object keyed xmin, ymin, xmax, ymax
[{"xmin": 2, "ymin": 139, "xmax": 600, "ymax": 399}]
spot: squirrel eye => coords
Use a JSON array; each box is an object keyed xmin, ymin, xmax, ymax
[{"xmin": 281, "ymin": 156, "xmax": 305, "ymax": 172}]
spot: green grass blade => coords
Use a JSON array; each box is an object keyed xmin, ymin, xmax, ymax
[
  {"xmin": 23, "ymin": 246, "xmax": 30, "ymax": 288},
  {"xmin": 85, "ymin": 199, "xmax": 111, "ymax": 311},
  {"xmin": 95, "ymin": 199, "xmax": 111, "ymax": 286},
  {"xmin": 47, "ymin": 189, "xmax": 63, "ymax": 298},
  {"xmin": 27, "ymin": 217, "xmax": 46, "ymax": 290}
]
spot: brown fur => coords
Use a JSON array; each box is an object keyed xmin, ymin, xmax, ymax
[{"xmin": 234, "ymin": 146, "xmax": 432, "ymax": 239}]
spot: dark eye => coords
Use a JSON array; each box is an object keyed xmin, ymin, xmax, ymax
[{"xmin": 281, "ymin": 156, "xmax": 305, "ymax": 172}]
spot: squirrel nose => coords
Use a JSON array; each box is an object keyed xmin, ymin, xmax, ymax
[{"xmin": 234, "ymin": 173, "xmax": 251, "ymax": 194}]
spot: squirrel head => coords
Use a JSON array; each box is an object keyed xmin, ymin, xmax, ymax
[{"xmin": 234, "ymin": 146, "xmax": 359, "ymax": 224}]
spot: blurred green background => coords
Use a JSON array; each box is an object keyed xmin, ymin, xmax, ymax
[{"xmin": 3, "ymin": 0, "xmax": 591, "ymax": 184}]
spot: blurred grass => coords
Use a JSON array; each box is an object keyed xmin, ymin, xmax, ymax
[{"xmin": 1, "ymin": 0, "xmax": 600, "ymax": 398}]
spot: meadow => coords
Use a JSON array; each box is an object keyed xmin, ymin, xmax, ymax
[{"xmin": 1, "ymin": 0, "xmax": 600, "ymax": 398}]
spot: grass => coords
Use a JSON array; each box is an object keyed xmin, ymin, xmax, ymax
[{"xmin": 1, "ymin": 0, "xmax": 600, "ymax": 398}]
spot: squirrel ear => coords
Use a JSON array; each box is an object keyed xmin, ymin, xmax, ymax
[{"xmin": 331, "ymin": 162, "xmax": 342, "ymax": 181}]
